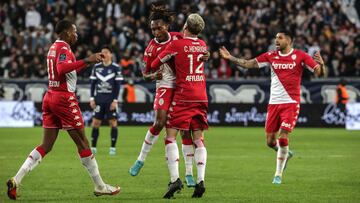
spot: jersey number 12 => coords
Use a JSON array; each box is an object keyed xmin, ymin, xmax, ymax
[{"xmin": 187, "ymin": 54, "xmax": 204, "ymax": 74}]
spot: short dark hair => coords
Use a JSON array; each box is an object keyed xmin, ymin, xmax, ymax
[
  {"xmin": 277, "ymin": 29, "xmax": 293, "ymax": 41},
  {"xmin": 101, "ymin": 45, "xmax": 113, "ymax": 53},
  {"xmin": 149, "ymin": 4, "xmax": 175, "ymax": 24},
  {"xmin": 55, "ymin": 20, "xmax": 74, "ymax": 35}
]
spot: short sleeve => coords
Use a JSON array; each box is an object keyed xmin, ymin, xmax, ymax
[
  {"xmin": 255, "ymin": 52, "xmax": 271, "ymax": 68},
  {"xmin": 302, "ymin": 52, "xmax": 319, "ymax": 72},
  {"xmin": 56, "ymin": 46, "xmax": 73, "ymax": 65}
]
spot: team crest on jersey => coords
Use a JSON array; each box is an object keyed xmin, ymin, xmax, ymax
[
  {"xmin": 59, "ymin": 53, "xmax": 66, "ymax": 61},
  {"xmin": 291, "ymin": 54, "xmax": 297, "ymax": 60},
  {"xmin": 107, "ymin": 69, "xmax": 112, "ymax": 74}
]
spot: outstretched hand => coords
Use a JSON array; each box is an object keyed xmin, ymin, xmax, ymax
[
  {"xmin": 219, "ymin": 46, "xmax": 231, "ymax": 60},
  {"xmin": 85, "ymin": 53, "xmax": 103, "ymax": 64},
  {"xmin": 200, "ymin": 51, "xmax": 210, "ymax": 62}
]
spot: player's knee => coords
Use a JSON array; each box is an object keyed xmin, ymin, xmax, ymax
[
  {"xmin": 193, "ymin": 138, "xmax": 205, "ymax": 148},
  {"xmin": 181, "ymin": 131, "xmax": 192, "ymax": 139},
  {"xmin": 266, "ymin": 133, "xmax": 276, "ymax": 148},
  {"xmin": 109, "ymin": 119, "xmax": 117, "ymax": 128},
  {"xmin": 92, "ymin": 123, "xmax": 101, "ymax": 128},
  {"xmin": 267, "ymin": 140, "xmax": 276, "ymax": 148},
  {"xmin": 164, "ymin": 137, "xmax": 176, "ymax": 145},
  {"xmin": 153, "ymin": 119, "xmax": 165, "ymax": 131},
  {"xmin": 92, "ymin": 119, "xmax": 101, "ymax": 128}
]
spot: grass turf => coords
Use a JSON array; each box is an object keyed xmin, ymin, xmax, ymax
[{"xmin": 0, "ymin": 127, "xmax": 359, "ymax": 202}]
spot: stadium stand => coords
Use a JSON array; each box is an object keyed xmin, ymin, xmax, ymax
[{"xmin": 0, "ymin": 0, "xmax": 359, "ymax": 80}]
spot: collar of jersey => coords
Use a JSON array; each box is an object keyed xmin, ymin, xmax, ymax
[
  {"xmin": 55, "ymin": 39, "xmax": 70, "ymax": 47},
  {"xmin": 184, "ymin": 36, "xmax": 198, "ymax": 40},
  {"xmin": 278, "ymin": 48, "xmax": 294, "ymax": 57},
  {"xmin": 154, "ymin": 33, "xmax": 171, "ymax": 44}
]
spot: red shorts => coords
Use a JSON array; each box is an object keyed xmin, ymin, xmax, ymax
[
  {"xmin": 42, "ymin": 91, "xmax": 84, "ymax": 130},
  {"xmin": 166, "ymin": 101, "xmax": 208, "ymax": 131},
  {"xmin": 265, "ymin": 103, "xmax": 300, "ymax": 133},
  {"xmin": 153, "ymin": 87, "xmax": 174, "ymax": 111}
]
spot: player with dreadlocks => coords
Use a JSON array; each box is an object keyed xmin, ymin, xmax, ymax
[{"xmin": 129, "ymin": 4, "xmax": 198, "ymax": 188}]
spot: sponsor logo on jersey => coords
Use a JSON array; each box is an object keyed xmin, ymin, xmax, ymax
[
  {"xmin": 272, "ymin": 62, "xmax": 296, "ymax": 69},
  {"xmin": 186, "ymin": 75, "xmax": 205, "ymax": 82},
  {"xmin": 59, "ymin": 53, "xmax": 66, "ymax": 61},
  {"xmin": 281, "ymin": 122, "xmax": 292, "ymax": 128},
  {"xmin": 49, "ymin": 80, "xmax": 60, "ymax": 87}
]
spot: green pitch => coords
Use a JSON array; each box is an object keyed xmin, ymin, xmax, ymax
[{"xmin": 0, "ymin": 127, "xmax": 359, "ymax": 202}]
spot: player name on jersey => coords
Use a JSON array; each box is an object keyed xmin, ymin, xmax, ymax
[{"xmin": 184, "ymin": 45, "xmax": 207, "ymax": 53}]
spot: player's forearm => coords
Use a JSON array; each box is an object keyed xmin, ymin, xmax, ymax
[
  {"xmin": 150, "ymin": 57, "xmax": 163, "ymax": 71},
  {"xmin": 315, "ymin": 64, "xmax": 327, "ymax": 77},
  {"xmin": 57, "ymin": 60, "xmax": 87, "ymax": 75},
  {"xmin": 142, "ymin": 71, "xmax": 155, "ymax": 81},
  {"xmin": 229, "ymin": 56, "xmax": 257, "ymax": 69}
]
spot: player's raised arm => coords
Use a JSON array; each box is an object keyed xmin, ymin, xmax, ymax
[
  {"xmin": 313, "ymin": 51, "xmax": 327, "ymax": 77},
  {"xmin": 151, "ymin": 42, "xmax": 177, "ymax": 70},
  {"xmin": 58, "ymin": 52, "xmax": 102, "ymax": 75},
  {"xmin": 219, "ymin": 46, "xmax": 259, "ymax": 69}
]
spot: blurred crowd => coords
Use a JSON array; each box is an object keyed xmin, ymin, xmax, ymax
[{"xmin": 0, "ymin": 0, "xmax": 360, "ymax": 80}]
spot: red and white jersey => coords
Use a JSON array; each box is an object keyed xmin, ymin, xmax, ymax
[
  {"xmin": 46, "ymin": 40, "xmax": 86, "ymax": 92},
  {"xmin": 153, "ymin": 37, "xmax": 208, "ymax": 102},
  {"xmin": 143, "ymin": 32, "xmax": 183, "ymax": 89},
  {"xmin": 256, "ymin": 48, "xmax": 318, "ymax": 104}
]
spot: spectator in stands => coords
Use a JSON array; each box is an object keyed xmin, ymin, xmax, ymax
[
  {"xmin": 25, "ymin": 5, "xmax": 41, "ymax": 29},
  {"xmin": 336, "ymin": 78, "xmax": 349, "ymax": 105},
  {"xmin": 122, "ymin": 79, "xmax": 136, "ymax": 103},
  {"xmin": 0, "ymin": 0, "xmax": 359, "ymax": 80}
]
